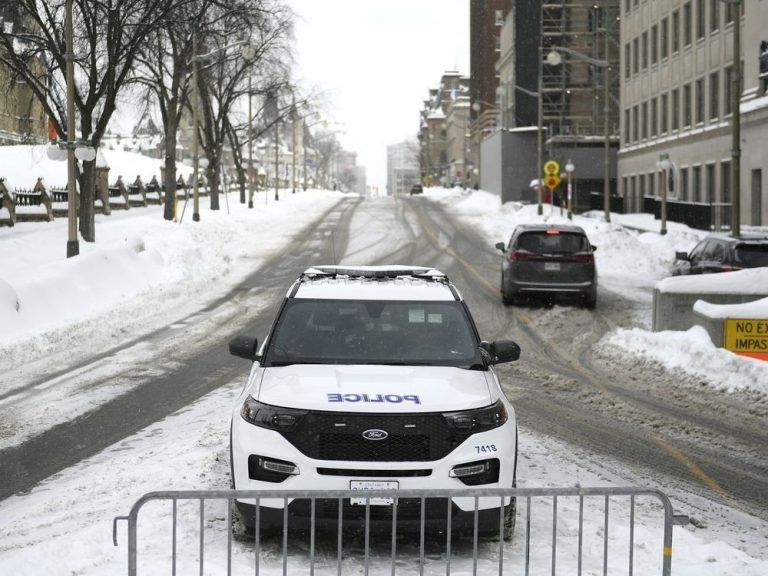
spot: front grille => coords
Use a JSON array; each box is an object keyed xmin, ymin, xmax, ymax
[
  {"xmin": 280, "ymin": 411, "xmax": 472, "ymax": 462},
  {"xmin": 316, "ymin": 467, "xmax": 432, "ymax": 477}
]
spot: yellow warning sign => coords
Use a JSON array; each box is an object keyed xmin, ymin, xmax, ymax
[
  {"xmin": 543, "ymin": 160, "xmax": 560, "ymax": 175},
  {"xmin": 544, "ymin": 175, "xmax": 561, "ymax": 191},
  {"xmin": 723, "ymin": 318, "xmax": 768, "ymax": 361}
]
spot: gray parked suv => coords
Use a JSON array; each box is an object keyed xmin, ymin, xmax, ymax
[{"xmin": 495, "ymin": 224, "xmax": 597, "ymax": 308}]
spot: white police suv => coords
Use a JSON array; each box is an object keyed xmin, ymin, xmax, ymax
[{"xmin": 228, "ymin": 266, "xmax": 521, "ymax": 539}]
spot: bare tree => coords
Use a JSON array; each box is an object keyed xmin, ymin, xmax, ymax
[
  {"xmin": 0, "ymin": 0, "xmax": 185, "ymax": 241},
  {"xmin": 313, "ymin": 131, "xmax": 341, "ymax": 189},
  {"xmin": 192, "ymin": 0, "xmax": 293, "ymax": 210}
]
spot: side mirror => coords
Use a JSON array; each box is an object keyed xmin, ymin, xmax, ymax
[
  {"xmin": 495, "ymin": 242, "xmax": 506, "ymax": 252},
  {"xmin": 591, "ymin": 245, "xmax": 598, "ymax": 251},
  {"xmin": 479, "ymin": 340, "xmax": 521, "ymax": 365},
  {"xmin": 229, "ymin": 335, "xmax": 260, "ymax": 361},
  {"xmin": 675, "ymin": 251, "xmax": 689, "ymax": 261}
]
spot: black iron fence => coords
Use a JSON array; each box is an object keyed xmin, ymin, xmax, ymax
[{"xmin": 590, "ymin": 192, "xmax": 733, "ymax": 232}]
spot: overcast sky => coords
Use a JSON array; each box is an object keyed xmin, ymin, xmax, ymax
[{"xmin": 287, "ymin": 0, "xmax": 470, "ymax": 189}]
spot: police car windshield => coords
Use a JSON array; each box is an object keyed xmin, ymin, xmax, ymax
[{"xmin": 266, "ymin": 299, "xmax": 479, "ymax": 367}]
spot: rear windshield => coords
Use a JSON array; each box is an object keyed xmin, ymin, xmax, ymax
[
  {"xmin": 515, "ymin": 231, "xmax": 590, "ymax": 255},
  {"xmin": 265, "ymin": 299, "xmax": 480, "ymax": 367},
  {"xmin": 735, "ymin": 243, "xmax": 768, "ymax": 267}
]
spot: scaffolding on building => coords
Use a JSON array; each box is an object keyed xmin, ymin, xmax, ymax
[{"xmin": 540, "ymin": 0, "xmax": 620, "ymax": 139}]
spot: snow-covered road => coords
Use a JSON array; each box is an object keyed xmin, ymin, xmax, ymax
[{"xmin": 1, "ymin": 175, "xmax": 768, "ymax": 574}]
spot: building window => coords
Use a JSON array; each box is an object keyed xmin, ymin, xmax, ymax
[
  {"xmin": 661, "ymin": 93, "xmax": 669, "ymax": 133},
  {"xmin": 680, "ymin": 166, "xmax": 690, "ymax": 201},
  {"xmin": 642, "ymin": 32, "xmax": 649, "ymax": 69},
  {"xmin": 724, "ymin": 65, "xmax": 733, "ymax": 115},
  {"xmin": 651, "ymin": 98, "xmax": 658, "ymax": 136},
  {"xmin": 648, "ymin": 170, "xmax": 655, "ymax": 198},
  {"xmin": 639, "ymin": 173, "xmax": 646, "ymax": 199},
  {"xmin": 651, "ymin": 25, "xmax": 658, "ymax": 64},
  {"xmin": 683, "ymin": 83, "xmax": 692, "ymax": 127},
  {"xmin": 705, "ymin": 163, "xmax": 716, "ymax": 204},
  {"xmin": 693, "ymin": 165, "xmax": 703, "ymax": 203},
  {"xmin": 683, "ymin": 2, "xmax": 692, "ymax": 47},
  {"xmin": 710, "ymin": 0, "xmax": 720, "ymax": 32},
  {"xmin": 725, "ymin": 1, "xmax": 735, "ymax": 24},
  {"xmin": 641, "ymin": 101, "xmax": 648, "ymax": 139},
  {"xmin": 661, "ymin": 17, "xmax": 669, "ymax": 59},
  {"xmin": 672, "ymin": 88, "xmax": 680, "ymax": 130},
  {"xmin": 625, "ymin": 43, "xmax": 631, "ymax": 78},
  {"xmin": 495, "ymin": 9, "xmax": 503, "ymax": 25},
  {"xmin": 721, "ymin": 160, "xmax": 731, "ymax": 203},
  {"xmin": 672, "ymin": 10, "xmax": 680, "ymax": 53},
  {"xmin": 624, "ymin": 108, "xmax": 631, "ymax": 144},
  {"xmin": 696, "ymin": 0, "xmax": 705, "ymax": 40},
  {"xmin": 695, "ymin": 77, "xmax": 705, "ymax": 124},
  {"xmin": 710, "ymin": 71, "xmax": 719, "ymax": 120},
  {"xmin": 633, "ymin": 37, "xmax": 639, "ymax": 74},
  {"xmin": 633, "ymin": 105, "xmax": 639, "ymax": 142}
]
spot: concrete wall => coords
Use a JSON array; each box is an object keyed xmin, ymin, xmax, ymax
[
  {"xmin": 653, "ymin": 289, "xmax": 768, "ymax": 332},
  {"xmin": 480, "ymin": 129, "xmax": 538, "ymax": 203}
]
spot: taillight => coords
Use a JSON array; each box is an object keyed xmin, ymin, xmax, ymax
[
  {"xmin": 510, "ymin": 250, "xmax": 534, "ymax": 261},
  {"xmin": 570, "ymin": 252, "xmax": 594, "ymax": 263},
  {"xmin": 720, "ymin": 265, "xmax": 740, "ymax": 272}
]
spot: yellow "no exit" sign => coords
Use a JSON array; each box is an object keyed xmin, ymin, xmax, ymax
[{"xmin": 723, "ymin": 318, "xmax": 768, "ymax": 361}]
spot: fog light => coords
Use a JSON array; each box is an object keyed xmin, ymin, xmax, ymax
[{"xmin": 449, "ymin": 461, "xmax": 490, "ymax": 478}]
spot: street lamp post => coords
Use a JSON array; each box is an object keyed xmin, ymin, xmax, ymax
[
  {"xmin": 721, "ymin": 0, "xmax": 742, "ymax": 236},
  {"xmin": 242, "ymin": 45, "xmax": 255, "ymax": 208},
  {"xmin": 191, "ymin": 31, "xmax": 201, "ymax": 222},
  {"xmin": 565, "ymin": 160, "xmax": 575, "ymax": 220},
  {"xmin": 537, "ymin": 50, "xmax": 544, "ymax": 216},
  {"xmin": 657, "ymin": 153, "xmax": 673, "ymax": 235},
  {"xmin": 274, "ymin": 114, "xmax": 279, "ymax": 201},
  {"xmin": 544, "ymin": 41, "xmax": 612, "ymax": 224},
  {"xmin": 291, "ymin": 95, "xmax": 297, "ymax": 194},
  {"xmin": 65, "ymin": 0, "xmax": 78, "ymax": 257}
]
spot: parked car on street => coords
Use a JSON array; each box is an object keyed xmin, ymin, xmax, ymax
[
  {"xmin": 409, "ymin": 183, "xmax": 423, "ymax": 195},
  {"xmin": 672, "ymin": 234, "xmax": 768, "ymax": 275},
  {"xmin": 495, "ymin": 224, "xmax": 598, "ymax": 308},
  {"xmin": 228, "ymin": 266, "xmax": 521, "ymax": 540}
]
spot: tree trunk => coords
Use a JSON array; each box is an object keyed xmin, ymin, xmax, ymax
[
  {"xmin": 163, "ymin": 120, "xmax": 178, "ymax": 221},
  {"xmin": 79, "ymin": 160, "xmax": 96, "ymax": 242},
  {"xmin": 208, "ymin": 157, "xmax": 220, "ymax": 210}
]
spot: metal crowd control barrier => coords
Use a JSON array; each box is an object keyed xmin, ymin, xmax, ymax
[{"xmin": 113, "ymin": 486, "xmax": 685, "ymax": 576}]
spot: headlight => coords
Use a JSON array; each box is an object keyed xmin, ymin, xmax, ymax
[
  {"xmin": 240, "ymin": 396, "xmax": 307, "ymax": 432},
  {"xmin": 443, "ymin": 399, "xmax": 508, "ymax": 432}
]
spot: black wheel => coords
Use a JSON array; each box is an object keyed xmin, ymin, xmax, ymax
[
  {"xmin": 231, "ymin": 501, "xmax": 256, "ymax": 542},
  {"xmin": 503, "ymin": 498, "xmax": 516, "ymax": 541},
  {"xmin": 583, "ymin": 289, "xmax": 597, "ymax": 309},
  {"xmin": 501, "ymin": 272, "xmax": 514, "ymax": 305}
]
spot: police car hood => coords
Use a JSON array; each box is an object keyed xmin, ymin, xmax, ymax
[{"xmin": 257, "ymin": 365, "xmax": 495, "ymax": 413}]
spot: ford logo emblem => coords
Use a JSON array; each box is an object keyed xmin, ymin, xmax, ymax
[{"xmin": 362, "ymin": 429, "xmax": 388, "ymax": 441}]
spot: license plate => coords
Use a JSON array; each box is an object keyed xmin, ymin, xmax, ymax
[
  {"xmin": 544, "ymin": 262, "xmax": 561, "ymax": 272},
  {"xmin": 350, "ymin": 480, "xmax": 398, "ymax": 506}
]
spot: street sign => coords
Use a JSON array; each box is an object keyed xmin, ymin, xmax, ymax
[
  {"xmin": 543, "ymin": 160, "xmax": 560, "ymax": 175},
  {"xmin": 723, "ymin": 318, "xmax": 768, "ymax": 361},
  {"xmin": 544, "ymin": 175, "xmax": 561, "ymax": 191}
]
